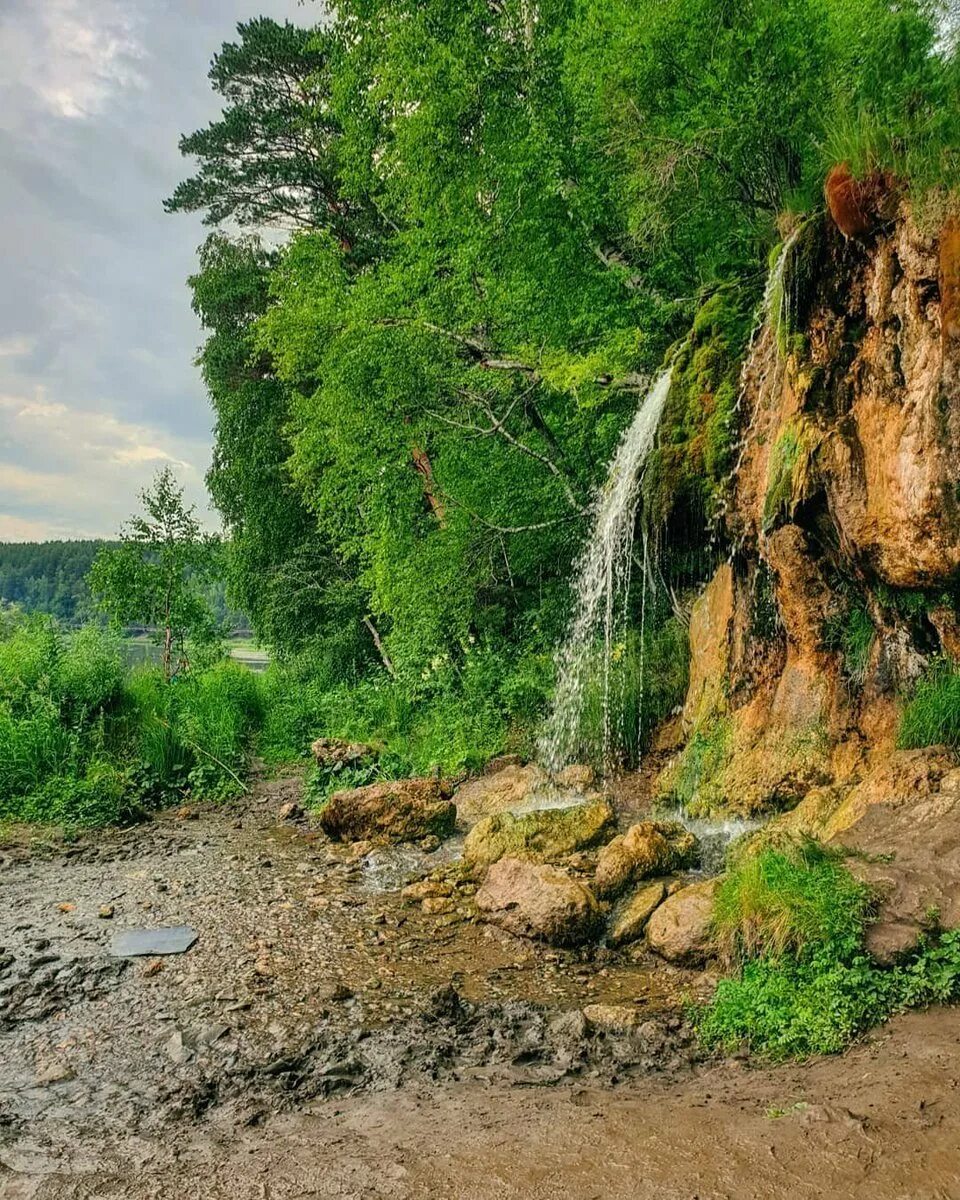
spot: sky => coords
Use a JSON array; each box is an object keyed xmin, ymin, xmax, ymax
[{"xmin": 0, "ymin": 0, "xmax": 308, "ymax": 541}]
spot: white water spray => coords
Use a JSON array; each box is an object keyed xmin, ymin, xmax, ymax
[{"xmin": 539, "ymin": 367, "xmax": 673, "ymax": 777}]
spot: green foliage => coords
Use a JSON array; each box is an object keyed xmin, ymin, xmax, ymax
[
  {"xmin": 258, "ymin": 639, "xmax": 551, "ymax": 777},
  {"xmin": 0, "ymin": 613, "xmax": 265, "ymax": 828},
  {"xmin": 713, "ymin": 839, "xmax": 874, "ymax": 963},
  {"xmin": 696, "ymin": 949, "xmax": 896, "ymax": 1059},
  {"xmin": 899, "ymin": 660, "xmax": 960, "ymax": 750},
  {"xmin": 823, "ymin": 603, "xmax": 875, "ymax": 684},
  {"xmin": 0, "ymin": 541, "xmax": 102, "ymax": 623},
  {"xmin": 698, "ymin": 838, "xmax": 960, "ymax": 1060},
  {"xmin": 166, "ymin": 0, "xmax": 959, "ymax": 747},
  {"xmin": 90, "ymin": 468, "xmax": 221, "ymax": 681}
]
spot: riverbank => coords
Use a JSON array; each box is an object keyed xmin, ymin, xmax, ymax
[{"xmin": 3, "ymin": 774, "xmax": 960, "ymax": 1198}]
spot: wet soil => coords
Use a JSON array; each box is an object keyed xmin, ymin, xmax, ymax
[{"xmin": 3, "ymin": 775, "xmax": 960, "ymax": 1198}]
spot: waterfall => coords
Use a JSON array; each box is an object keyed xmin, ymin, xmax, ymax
[{"xmin": 539, "ymin": 367, "xmax": 673, "ymax": 777}]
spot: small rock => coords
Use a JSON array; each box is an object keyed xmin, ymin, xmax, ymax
[
  {"xmin": 36, "ymin": 1062, "xmax": 75, "ymax": 1086},
  {"xmin": 98, "ymin": 905, "xmax": 115, "ymax": 920},
  {"xmin": 175, "ymin": 806, "xmax": 198, "ymax": 821},
  {"xmin": 56, "ymin": 902, "xmax": 75, "ymax": 914},
  {"xmin": 419, "ymin": 835, "xmax": 441, "ymax": 853},
  {"xmin": 278, "ymin": 801, "xmax": 303, "ymax": 822},
  {"xmin": 317, "ymin": 982, "xmax": 353, "ymax": 1003},
  {"xmin": 401, "ymin": 879, "xmax": 454, "ymax": 904},
  {"xmin": 141, "ymin": 959, "xmax": 164, "ymax": 978},
  {"xmin": 422, "ymin": 896, "xmax": 456, "ymax": 915},
  {"xmin": 165, "ymin": 1030, "xmax": 194, "ymax": 1064}
]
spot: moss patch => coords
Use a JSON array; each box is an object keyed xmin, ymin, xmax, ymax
[
  {"xmin": 642, "ymin": 291, "xmax": 752, "ymax": 534},
  {"xmin": 761, "ymin": 417, "xmax": 823, "ymax": 532}
]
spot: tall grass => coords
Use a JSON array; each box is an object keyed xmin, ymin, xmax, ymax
[
  {"xmin": 899, "ymin": 660, "xmax": 960, "ymax": 750},
  {"xmin": 0, "ymin": 614, "xmax": 265, "ymax": 827}
]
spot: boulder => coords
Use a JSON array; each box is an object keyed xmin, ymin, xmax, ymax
[
  {"xmin": 463, "ymin": 801, "xmax": 616, "ymax": 870},
  {"xmin": 311, "ymin": 737, "xmax": 377, "ymax": 770},
  {"xmin": 608, "ymin": 881, "xmax": 667, "ymax": 948},
  {"xmin": 594, "ymin": 821, "xmax": 697, "ymax": 898},
  {"xmin": 454, "ymin": 764, "xmax": 547, "ymax": 824},
  {"xmin": 828, "ymin": 756, "xmax": 960, "ymax": 963},
  {"xmin": 646, "ymin": 878, "xmax": 718, "ymax": 965},
  {"xmin": 474, "ymin": 857, "xmax": 600, "ymax": 946},
  {"xmin": 319, "ymin": 777, "xmax": 456, "ymax": 844}
]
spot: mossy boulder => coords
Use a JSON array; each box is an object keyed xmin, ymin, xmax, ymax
[
  {"xmin": 320, "ymin": 777, "xmax": 456, "ymax": 844},
  {"xmin": 463, "ymin": 800, "xmax": 616, "ymax": 871},
  {"xmin": 594, "ymin": 821, "xmax": 698, "ymax": 898}
]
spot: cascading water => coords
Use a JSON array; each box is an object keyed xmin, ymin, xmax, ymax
[{"xmin": 539, "ymin": 367, "xmax": 673, "ymax": 778}]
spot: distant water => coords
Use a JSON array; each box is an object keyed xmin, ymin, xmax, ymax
[{"xmin": 122, "ymin": 639, "xmax": 270, "ymax": 673}]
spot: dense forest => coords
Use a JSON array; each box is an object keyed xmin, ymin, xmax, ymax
[
  {"xmin": 0, "ymin": 540, "xmax": 247, "ymax": 631},
  {"xmin": 167, "ymin": 0, "xmax": 960, "ymax": 725},
  {"xmin": 0, "ymin": 541, "xmax": 103, "ymax": 623}
]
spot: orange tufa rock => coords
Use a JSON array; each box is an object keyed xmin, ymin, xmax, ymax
[{"xmin": 824, "ymin": 162, "xmax": 897, "ymax": 239}]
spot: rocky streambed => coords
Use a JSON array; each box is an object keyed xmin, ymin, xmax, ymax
[
  {"xmin": 0, "ymin": 770, "xmax": 716, "ymax": 1186},
  {"xmin": 5, "ymin": 766, "xmax": 960, "ymax": 1199}
]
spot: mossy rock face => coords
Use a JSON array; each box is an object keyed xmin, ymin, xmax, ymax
[
  {"xmin": 463, "ymin": 800, "xmax": 616, "ymax": 870},
  {"xmin": 641, "ymin": 290, "xmax": 752, "ymax": 537}
]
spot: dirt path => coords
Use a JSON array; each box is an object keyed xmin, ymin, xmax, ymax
[{"xmin": 3, "ymin": 779, "xmax": 960, "ymax": 1198}]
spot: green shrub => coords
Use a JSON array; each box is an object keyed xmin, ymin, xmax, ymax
[
  {"xmin": 899, "ymin": 661, "xmax": 960, "ymax": 750},
  {"xmin": 696, "ymin": 950, "xmax": 895, "ymax": 1060},
  {"xmin": 698, "ymin": 840, "xmax": 960, "ymax": 1060}
]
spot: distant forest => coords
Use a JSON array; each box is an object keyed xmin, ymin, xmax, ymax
[{"xmin": 0, "ymin": 541, "xmax": 248, "ymax": 631}]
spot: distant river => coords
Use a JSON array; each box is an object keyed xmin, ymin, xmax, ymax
[{"xmin": 122, "ymin": 638, "xmax": 271, "ymax": 673}]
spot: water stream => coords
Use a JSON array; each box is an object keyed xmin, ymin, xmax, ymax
[{"xmin": 539, "ymin": 367, "xmax": 673, "ymax": 777}]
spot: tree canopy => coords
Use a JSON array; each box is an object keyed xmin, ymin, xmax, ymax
[{"xmin": 171, "ymin": 0, "xmax": 960, "ymax": 687}]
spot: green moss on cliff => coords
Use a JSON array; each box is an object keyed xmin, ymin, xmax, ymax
[
  {"xmin": 642, "ymin": 291, "xmax": 752, "ymax": 533},
  {"xmin": 762, "ymin": 417, "xmax": 823, "ymax": 532}
]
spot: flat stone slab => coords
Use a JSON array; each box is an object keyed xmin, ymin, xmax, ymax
[{"xmin": 109, "ymin": 926, "xmax": 198, "ymax": 957}]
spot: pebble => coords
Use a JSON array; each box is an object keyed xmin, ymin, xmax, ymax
[{"xmin": 98, "ymin": 905, "xmax": 115, "ymax": 920}]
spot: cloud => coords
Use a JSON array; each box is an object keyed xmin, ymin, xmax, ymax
[
  {"xmin": 0, "ymin": 0, "xmax": 147, "ymax": 126},
  {"xmin": 0, "ymin": 0, "xmax": 308, "ymax": 542},
  {"xmin": 0, "ymin": 388, "xmax": 214, "ymax": 538}
]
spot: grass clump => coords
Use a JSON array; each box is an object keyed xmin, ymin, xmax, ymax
[
  {"xmin": 713, "ymin": 839, "xmax": 873, "ymax": 964},
  {"xmin": 823, "ymin": 604, "xmax": 874, "ymax": 684},
  {"xmin": 697, "ymin": 838, "xmax": 960, "ymax": 1060},
  {"xmin": 898, "ymin": 660, "xmax": 960, "ymax": 750}
]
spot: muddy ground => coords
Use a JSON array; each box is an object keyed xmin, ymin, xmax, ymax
[{"xmin": 2, "ymin": 776, "xmax": 960, "ymax": 1198}]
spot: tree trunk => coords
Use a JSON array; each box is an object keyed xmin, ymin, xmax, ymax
[
  {"xmin": 363, "ymin": 615, "xmax": 396, "ymax": 676},
  {"xmin": 412, "ymin": 445, "xmax": 446, "ymax": 524}
]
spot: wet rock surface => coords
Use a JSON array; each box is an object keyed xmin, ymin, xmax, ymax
[
  {"xmin": 319, "ymin": 776, "xmax": 457, "ymax": 843},
  {"xmin": 463, "ymin": 800, "xmax": 615, "ymax": 869}
]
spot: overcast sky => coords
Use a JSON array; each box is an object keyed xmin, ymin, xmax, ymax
[{"xmin": 0, "ymin": 0, "xmax": 308, "ymax": 541}]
